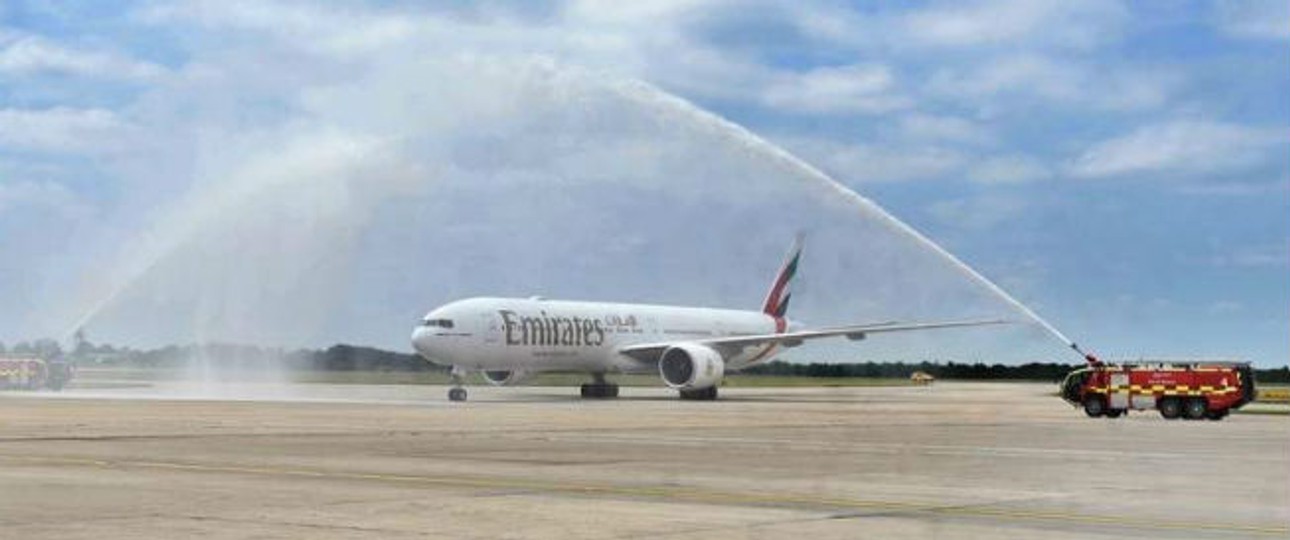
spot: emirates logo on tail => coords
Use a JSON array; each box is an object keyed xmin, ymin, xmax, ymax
[{"xmin": 761, "ymin": 235, "xmax": 803, "ymax": 320}]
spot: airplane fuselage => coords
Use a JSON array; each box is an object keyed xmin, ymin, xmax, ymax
[{"xmin": 412, "ymin": 297, "xmax": 783, "ymax": 373}]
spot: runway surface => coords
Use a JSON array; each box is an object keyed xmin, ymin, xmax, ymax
[{"xmin": 1, "ymin": 382, "xmax": 1286, "ymax": 539}]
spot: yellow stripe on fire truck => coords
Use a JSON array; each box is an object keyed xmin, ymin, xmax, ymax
[{"xmin": 1091, "ymin": 385, "xmax": 1237, "ymax": 396}]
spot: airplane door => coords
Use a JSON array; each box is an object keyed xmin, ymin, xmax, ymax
[{"xmin": 479, "ymin": 313, "xmax": 499, "ymax": 345}]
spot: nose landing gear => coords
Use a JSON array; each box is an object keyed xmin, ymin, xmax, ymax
[{"xmin": 448, "ymin": 366, "xmax": 468, "ymax": 402}]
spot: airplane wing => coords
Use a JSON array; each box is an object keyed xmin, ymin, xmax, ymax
[{"xmin": 617, "ymin": 318, "xmax": 1008, "ymax": 363}]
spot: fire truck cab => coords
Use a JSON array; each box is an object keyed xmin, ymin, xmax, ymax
[{"xmin": 1060, "ymin": 361, "xmax": 1256, "ymax": 421}]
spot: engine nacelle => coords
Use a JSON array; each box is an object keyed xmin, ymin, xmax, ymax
[
  {"xmin": 481, "ymin": 369, "xmax": 533, "ymax": 386},
  {"xmin": 659, "ymin": 344, "xmax": 725, "ymax": 390}
]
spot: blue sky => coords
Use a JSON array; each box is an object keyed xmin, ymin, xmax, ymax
[{"xmin": 1, "ymin": 1, "xmax": 1287, "ymax": 366}]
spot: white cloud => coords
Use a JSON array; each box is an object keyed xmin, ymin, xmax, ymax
[
  {"xmin": 138, "ymin": 0, "xmax": 765, "ymax": 112},
  {"xmin": 967, "ymin": 154, "xmax": 1051, "ymax": 184},
  {"xmin": 760, "ymin": 64, "xmax": 911, "ymax": 115},
  {"xmin": 779, "ymin": 136, "xmax": 966, "ymax": 183},
  {"xmin": 1212, "ymin": 244, "xmax": 1289, "ymax": 269},
  {"xmin": 932, "ymin": 54, "xmax": 1075, "ymax": 100},
  {"xmin": 985, "ymin": 257, "xmax": 1050, "ymax": 302},
  {"xmin": 0, "ymin": 107, "xmax": 133, "ymax": 154},
  {"xmin": 563, "ymin": 0, "xmax": 726, "ymax": 23},
  {"xmin": 898, "ymin": 113, "xmax": 992, "ymax": 145},
  {"xmin": 0, "ymin": 158, "xmax": 65, "ymax": 180},
  {"xmin": 0, "ymin": 34, "xmax": 163, "ymax": 79},
  {"xmin": 0, "ymin": 180, "xmax": 90, "ymax": 218},
  {"xmin": 1178, "ymin": 176, "xmax": 1290, "ymax": 197},
  {"xmin": 140, "ymin": 0, "xmax": 419, "ymax": 56},
  {"xmin": 1215, "ymin": 0, "xmax": 1290, "ymax": 41},
  {"xmin": 1209, "ymin": 300, "xmax": 1245, "ymax": 314},
  {"xmin": 928, "ymin": 54, "xmax": 1176, "ymax": 112},
  {"xmin": 136, "ymin": 0, "xmax": 906, "ymax": 128},
  {"xmin": 1095, "ymin": 67, "xmax": 1178, "ymax": 111},
  {"xmin": 788, "ymin": 3, "xmax": 875, "ymax": 49},
  {"xmin": 927, "ymin": 195, "xmax": 1028, "ymax": 230},
  {"xmin": 1070, "ymin": 120, "xmax": 1286, "ymax": 179},
  {"xmin": 901, "ymin": 0, "xmax": 1128, "ymax": 50}
]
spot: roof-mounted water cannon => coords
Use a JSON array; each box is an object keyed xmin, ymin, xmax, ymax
[{"xmin": 1070, "ymin": 342, "xmax": 1102, "ymax": 366}]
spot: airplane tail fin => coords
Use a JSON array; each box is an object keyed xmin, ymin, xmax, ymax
[{"xmin": 761, "ymin": 234, "xmax": 803, "ymax": 318}]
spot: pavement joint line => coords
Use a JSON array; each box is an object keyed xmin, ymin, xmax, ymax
[
  {"xmin": 172, "ymin": 512, "xmax": 425, "ymax": 535},
  {"xmin": 2, "ymin": 453, "xmax": 1285, "ymax": 536}
]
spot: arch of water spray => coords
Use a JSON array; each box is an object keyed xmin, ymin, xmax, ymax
[{"xmin": 66, "ymin": 58, "xmax": 1083, "ymax": 372}]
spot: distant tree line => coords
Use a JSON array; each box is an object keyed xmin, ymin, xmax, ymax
[
  {"xmin": 0, "ymin": 339, "xmax": 64, "ymax": 358},
  {"xmin": 28, "ymin": 340, "xmax": 445, "ymax": 373},
  {"xmin": 1257, "ymin": 366, "xmax": 1290, "ymax": 383},
  {"xmin": 745, "ymin": 360, "xmax": 1290, "ymax": 383},
  {"xmin": 743, "ymin": 360, "xmax": 1086, "ymax": 382},
  {"xmin": 7, "ymin": 339, "xmax": 1287, "ymax": 382},
  {"xmin": 305, "ymin": 344, "xmax": 445, "ymax": 372},
  {"xmin": 108, "ymin": 343, "xmax": 440, "ymax": 372}
]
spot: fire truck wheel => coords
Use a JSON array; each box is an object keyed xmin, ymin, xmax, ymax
[
  {"xmin": 1082, "ymin": 396, "xmax": 1105, "ymax": 417},
  {"xmin": 1183, "ymin": 398, "xmax": 1208, "ymax": 420},
  {"xmin": 1205, "ymin": 409, "xmax": 1228, "ymax": 421},
  {"xmin": 1158, "ymin": 398, "xmax": 1181, "ymax": 419},
  {"xmin": 1105, "ymin": 409, "xmax": 1123, "ymax": 418}
]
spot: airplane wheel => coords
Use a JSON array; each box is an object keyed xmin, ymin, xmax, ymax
[
  {"xmin": 1105, "ymin": 409, "xmax": 1123, "ymax": 418},
  {"xmin": 448, "ymin": 388, "xmax": 468, "ymax": 402},
  {"xmin": 679, "ymin": 387, "xmax": 718, "ymax": 401},
  {"xmin": 580, "ymin": 383, "xmax": 619, "ymax": 399}
]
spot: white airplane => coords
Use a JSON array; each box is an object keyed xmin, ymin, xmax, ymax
[{"xmin": 411, "ymin": 237, "xmax": 1003, "ymax": 401}]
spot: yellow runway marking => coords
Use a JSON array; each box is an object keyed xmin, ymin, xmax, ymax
[{"xmin": 2, "ymin": 454, "xmax": 1285, "ymax": 536}]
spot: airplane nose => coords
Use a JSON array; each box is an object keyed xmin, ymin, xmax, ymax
[{"xmin": 411, "ymin": 326, "xmax": 434, "ymax": 358}]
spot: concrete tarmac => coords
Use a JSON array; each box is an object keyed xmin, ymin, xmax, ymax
[{"xmin": 1, "ymin": 382, "xmax": 1286, "ymax": 539}]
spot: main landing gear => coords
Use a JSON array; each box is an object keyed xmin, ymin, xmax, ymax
[
  {"xmin": 679, "ymin": 386, "xmax": 718, "ymax": 401},
  {"xmin": 580, "ymin": 373, "xmax": 619, "ymax": 399},
  {"xmin": 448, "ymin": 366, "xmax": 468, "ymax": 402}
]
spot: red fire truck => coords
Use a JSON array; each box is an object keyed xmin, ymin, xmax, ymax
[
  {"xmin": 0, "ymin": 355, "xmax": 74, "ymax": 391},
  {"xmin": 1060, "ymin": 359, "xmax": 1256, "ymax": 420}
]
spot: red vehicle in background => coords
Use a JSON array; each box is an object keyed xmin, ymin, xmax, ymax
[
  {"xmin": 0, "ymin": 355, "xmax": 74, "ymax": 391},
  {"xmin": 1060, "ymin": 359, "xmax": 1256, "ymax": 420}
]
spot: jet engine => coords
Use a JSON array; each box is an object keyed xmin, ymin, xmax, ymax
[
  {"xmin": 481, "ymin": 369, "xmax": 533, "ymax": 386},
  {"xmin": 659, "ymin": 344, "xmax": 725, "ymax": 390}
]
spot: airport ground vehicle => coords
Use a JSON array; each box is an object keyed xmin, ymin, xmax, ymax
[
  {"xmin": 1060, "ymin": 361, "xmax": 1255, "ymax": 420},
  {"xmin": 0, "ymin": 355, "xmax": 74, "ymax": 391}
]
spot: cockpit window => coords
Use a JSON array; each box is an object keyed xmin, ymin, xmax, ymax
[{"xmin": 421, "ymin": 318, "xmax": 454, "ymax": 329}]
